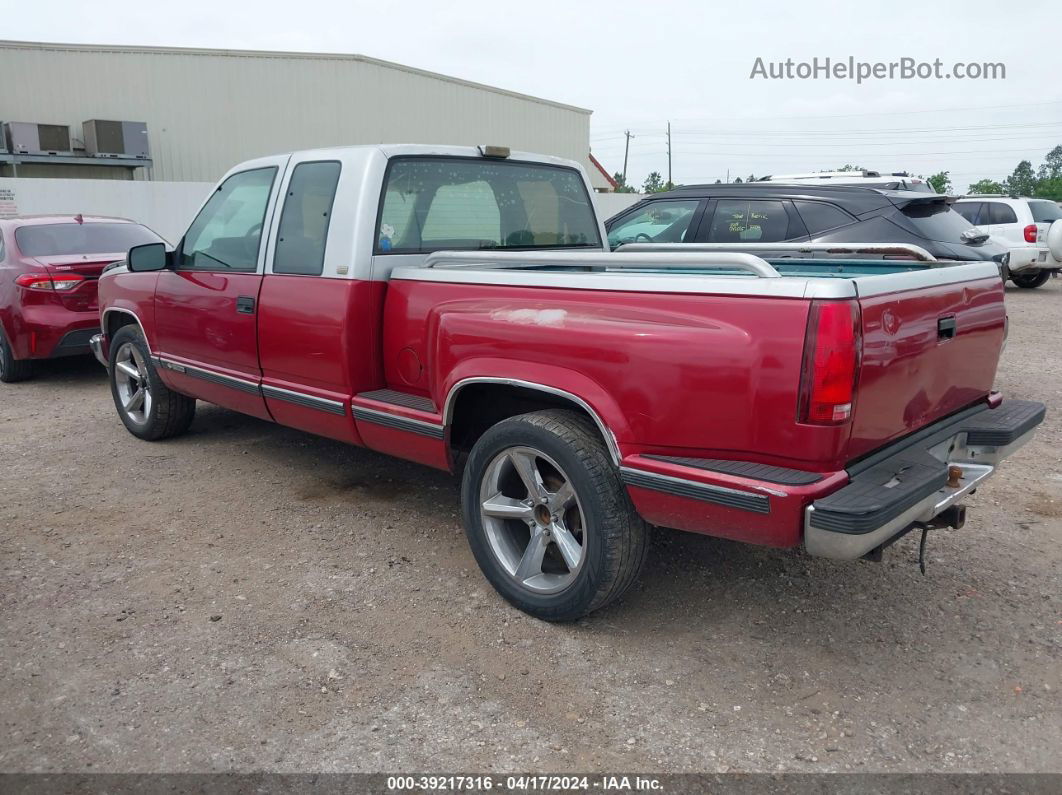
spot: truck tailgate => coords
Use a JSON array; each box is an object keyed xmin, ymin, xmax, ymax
[{"xmin": 846, "ymin": 272, "xmax": 1006, "ymax": 461}]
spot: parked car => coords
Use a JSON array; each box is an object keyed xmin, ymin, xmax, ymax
[
  {"xmin": 756, "ymin": 170, "xmax": 934, "ymax": 193},
  {"xmin": 0, "ymin": 215, "xmax": 164, "ymax": 382},
  {"xmin": 605, "ymin": 184, "xmax": 1010, "ymax": 265},
  {"xmin": 92, "ymin": 145, "xmax": 1043, "ymax": 621},
  {"xmin": 953, "ymin": 195, "xmax": 1062, "ymax": 288}
]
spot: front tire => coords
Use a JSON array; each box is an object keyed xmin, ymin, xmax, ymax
[
  {"xmin": 1011, "ymin": 270, "xmax": 1050, "ymax": 289},
  {"xmin": 461, "ymin": 409, "xmax": 649, "ymax": 621},
  {"xmin": 0, "ymin": 328, "xmax": 33, "ymax": 383},
  {"xmin": 108, "ymin": 325, "xmax": 196, "ymax": 440}
]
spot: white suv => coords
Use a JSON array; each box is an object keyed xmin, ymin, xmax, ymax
[{"xmin": 954, "ymin": 195, "xmax": 1062, "ymax": 289}]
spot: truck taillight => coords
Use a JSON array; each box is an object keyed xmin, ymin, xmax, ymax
[
  {"xmin": 798, "ymin": 300, "xmax": 861, "ymax": 425},
  {"xmin": 15, "ymin": 273, "xmax": 85, "ymax": 291},
  {"xmin": 1024, "ymin": 224, "xmax": 1038, "ymax": 243}
]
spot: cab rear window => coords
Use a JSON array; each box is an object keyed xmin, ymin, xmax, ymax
[{"xmin": 376, "ymin": 157, "xmax": 600, "ymax": 254}]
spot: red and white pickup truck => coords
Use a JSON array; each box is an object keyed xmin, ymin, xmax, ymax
[{"xmin": 92, "ymin": 144, "xmax": 1044, "ymax": 620}]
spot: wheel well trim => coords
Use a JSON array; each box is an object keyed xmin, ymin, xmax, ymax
[
  {"xmin": 102, "ymin": 308, "xmax": 152, "ymax": 354},
  {"xmin": 442, "ymin": 376, "xmax": 622, "ymax": 465}
]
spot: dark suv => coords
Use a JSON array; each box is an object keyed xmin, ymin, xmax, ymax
[{"xmin": 605, "ymin": 184, "xmax": 1008, "ymax": 263}]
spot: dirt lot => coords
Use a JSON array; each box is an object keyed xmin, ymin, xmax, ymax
[{"xmin": 1, "ymin": 283, "xmax": 1060, "ymax": 775}]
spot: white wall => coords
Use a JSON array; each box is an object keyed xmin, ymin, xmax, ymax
[
  {"xmin": 0, "ymin": 178, "xmax": 211, "ymax": 243},
  {"xmin": 0, "ymin": 41, "xmax": 593, "ymax": 185},
  {"xmin": 593, "ymin": 192, "xmax": 644, "ymax": 221}
]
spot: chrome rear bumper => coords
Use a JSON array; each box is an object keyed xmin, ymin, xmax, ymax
[{"xmin": 804, "ymin": 400, "xmax": 1044, "ymax": 560}]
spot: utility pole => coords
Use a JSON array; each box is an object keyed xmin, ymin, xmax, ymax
[
  {"xmin": 666, "ymin": 121, "xmax": 672, "ymax": 188},
  {"xmin": 622, "ymin": 130, "xmax": 634, "ymax": 186}
]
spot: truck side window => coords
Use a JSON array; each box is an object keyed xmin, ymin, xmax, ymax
[
  {"xmin": 273, "ymin": 161, "xmax": 341, "ymax": 276},
  {"xmin": 708, "ymin": 200, "xmax": 789, "ymax": 243},
  {"xmin": 180, "ymin": 167, "xmax": 277, "ymax": 272}
]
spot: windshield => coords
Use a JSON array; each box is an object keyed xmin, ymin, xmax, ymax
[
  {"xmin": 16, "ymin": 222, "xmax": 161, "ymax": 257},
  {"xmin": 896, "ymin": 203, "xmax": 978, "ymax": 242},
  {"xmin": 376, "ymin": 157, "xmax": 601, "ymax": 254},
  {"xmin": 1029, "ymin": 200, "xmax": 1062, "ymax": 223}
]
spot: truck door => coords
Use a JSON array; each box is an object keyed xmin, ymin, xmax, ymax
[
  {"xmin": 257, "ymin": 153, "xmax": 363, "ymax": 443},
  {"xmin": 153, "ymin": 157, "xmax": 288, "ymax": 420}
]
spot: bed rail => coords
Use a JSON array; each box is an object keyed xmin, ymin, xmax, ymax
[
  {"xmin": 422, "ymin": 250, "xmax": 782, "ymax": 278},
  {"xmin": 614, "ymin": 242, "xmax": 938, "ymax": 262}
]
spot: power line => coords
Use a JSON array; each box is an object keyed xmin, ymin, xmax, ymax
[
  {"xmin": 607, "ymin": 148, "xmax": 1049, "ymax": 158},
  {"xmin": 596, "ymin": 136, "xmax": 1062, "ymax": 151},
  {"xmin": 589, "ymin": 99, "xmax": 1062, "ymax": 134},
  {"xmin": 592, "ymin": 121, "xmax": 1062, "ymax": 143}
]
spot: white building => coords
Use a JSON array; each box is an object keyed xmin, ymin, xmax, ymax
[{"xmin": 0, "ymin": 40, "xmax": 614, "ymax": 191}]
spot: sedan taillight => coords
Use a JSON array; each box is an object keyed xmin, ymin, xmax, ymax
[{"xmin": 15, "ymin": 273, "xmax": 85, "ymax": 291}]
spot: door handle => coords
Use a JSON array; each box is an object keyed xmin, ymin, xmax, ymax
[
  {"xmin": 236, "ymin": 296, "xmax": 256, "ymax": 314},
  {"xmin": 937, "ymin": 315, "xmax": 956, "ymax": 340}
]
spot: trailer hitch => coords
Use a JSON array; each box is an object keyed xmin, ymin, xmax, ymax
[{"xmin": 862, "ymin": 504, "xmax": 967, "ymax": 573}]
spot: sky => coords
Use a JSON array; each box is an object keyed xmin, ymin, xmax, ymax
[{"xmin": 5, "ymin": 0, "xmax": 1061, "ymax": 191}]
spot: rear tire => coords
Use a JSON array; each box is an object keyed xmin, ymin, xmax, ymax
[
  {"xmin": 461, "ymin": 409, "xmax": 649, "ymax": 621},
  {"xmin": 108, "ymin": 325, "xmax": 196, "ymax": 440},
  {"xmin": 0, "ymin": 328, "xmax": 33, "ymax": 383},
  {"xmin": 1011, "ymin": 270, "xmax": 1050, "ymax": 289}
]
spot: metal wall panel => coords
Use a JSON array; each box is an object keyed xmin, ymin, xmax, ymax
[{"xmin": 0, "ymin": 41, "xmax": 592, "ymax": 183}]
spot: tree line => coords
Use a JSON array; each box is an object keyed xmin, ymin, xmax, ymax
[{"xmin": 610, "ymin": 145, "xmax": 1062, "ymax": 199}]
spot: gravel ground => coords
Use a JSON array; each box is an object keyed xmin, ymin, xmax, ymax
[{"xmin": 1, "ymin": 282, "xmax": 1060, "ymax": 775}]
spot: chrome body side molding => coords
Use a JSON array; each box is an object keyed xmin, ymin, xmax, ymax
[
  {"xmin": 262, "ymin": 384, "xmax": 346, "ymax": 415},
  {"xmin": 352, "ymin": 406, "xmax": 445, "ymax": 439}
]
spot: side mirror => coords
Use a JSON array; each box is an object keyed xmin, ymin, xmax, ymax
[
  {"xmin": 127, "ymin": 242, "xmax": 170, "ymax": 272},
  {"xmin": 960, "ymin": 228, "xmax": 989, "ymax": 245}
]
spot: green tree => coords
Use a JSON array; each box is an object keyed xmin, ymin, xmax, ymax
[
  {"xmin": 1034, "ymin": 176, "xmax": 1062, "ymax": 201},
  {"xmin": 835, "ymin": 164, "xmax": 865, "ymax": 172},
  {"xmin": 925, "ymin": 171, "xmax": 952, "ymax": 194},
  {"xmin": 612, "ymin": 172, "xmax": 637, "ymax": 194},
  {"xmin": 734, "ymin": 177, "xmax": 743, "ymax": 183},
  {"xmin": 1037, "ymin": 145, "xmax": 1062, "ymax": 181},
  {"xmin": 642, "ymin": 171, "xmax": 664, "ymax": 193},
  {"xmin": 967, "ymin": 178, "xmax": 1004, "ymax": 194},
  {"xmin": 1003, "ymin": 160, "xmax": 1036, "ymax": 196}
]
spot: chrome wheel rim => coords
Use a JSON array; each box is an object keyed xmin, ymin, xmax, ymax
[
  {"xmin": 113, "ymin": 342, "xmax": 152, "ymax": 424},
  {"xmin": 479, "ymin": 446, "xmax": 586, "ymax": 594}
]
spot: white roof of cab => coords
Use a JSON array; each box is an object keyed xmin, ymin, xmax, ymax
[{"xmin": 254, "ymin": 143, "xmax": 582, "ymax": 170}]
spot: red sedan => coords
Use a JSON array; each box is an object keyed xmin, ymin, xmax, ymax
[{"xmin": 0, "ymin": 215, "xmax": 164, "ymax": 382}]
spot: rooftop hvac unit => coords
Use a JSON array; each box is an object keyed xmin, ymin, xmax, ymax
[
  {"xmin": 4, "ymin": 122, "xmax": 73, "ymax": 155},
  {"xmin": 83, "ymin": 119, "xmax": 150, "ymax": 159}
]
